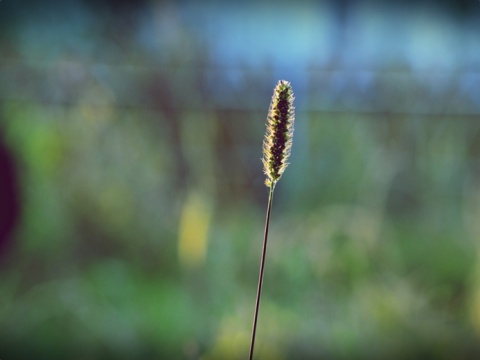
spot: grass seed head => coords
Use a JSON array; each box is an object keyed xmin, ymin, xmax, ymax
[{"xmin": 262, "ymin": 80, "xmax": 295, "ymax": 187}]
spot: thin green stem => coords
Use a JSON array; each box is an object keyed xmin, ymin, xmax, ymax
[{"xmin": 249, "ymin": 184, "xmax": 275, "ymax": 360}]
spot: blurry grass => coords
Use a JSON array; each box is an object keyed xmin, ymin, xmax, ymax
[{"xmin": 2, "ymin": 76, "xmax": 480, "ymax": 359}]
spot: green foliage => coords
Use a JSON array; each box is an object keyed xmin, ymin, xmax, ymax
[{"xmin": 2, "ymin": 101, "xmax": 480, "ymax": 358}]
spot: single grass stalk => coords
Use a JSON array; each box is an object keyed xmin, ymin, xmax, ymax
[{"xmin": 249, "ymin": 80, "xmax": 295, "ymax": 360}]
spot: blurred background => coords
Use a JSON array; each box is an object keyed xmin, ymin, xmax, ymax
[{"xmin": 1, "ymin": 0, "xmax": 480, "ymax": 358}]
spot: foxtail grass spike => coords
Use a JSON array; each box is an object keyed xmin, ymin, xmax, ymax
[
  {"xmin": 250, "ymin": 80, "xmax": 295, "ymax": 360},
  {"xmin": 262, "ymin": 80, "xmax": 295, "ymax": 188}
]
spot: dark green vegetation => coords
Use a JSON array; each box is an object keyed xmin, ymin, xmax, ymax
[{"xmin": 2, "ymin": 104, "xmax": 480, "ymax": 359}]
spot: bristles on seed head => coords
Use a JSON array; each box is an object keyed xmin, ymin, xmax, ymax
[{"xmin": 262, "ymin": 80, "xmax": 295, "ymax": 187}]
